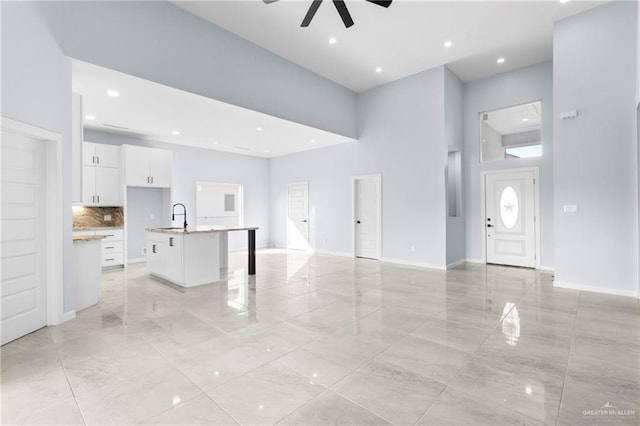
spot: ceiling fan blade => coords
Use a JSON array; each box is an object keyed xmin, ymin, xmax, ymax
[
  {"xmin": 365, "ymin": 0, "xmax": 392, "ymax": 7},
  {"xmin": 301, "ymin": 0, "xmax": 323, "ymax": 27},
  {"xmin": 332, "ymin": 0, "xmax": 354, "ymax": 28}
]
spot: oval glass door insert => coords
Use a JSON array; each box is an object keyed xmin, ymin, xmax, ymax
[{"xmin": 500, "ymin": 186, "xmax": 519, "ymax": 229}]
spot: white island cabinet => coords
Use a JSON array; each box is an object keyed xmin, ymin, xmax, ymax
[
  {"xmin": 146, "ymin": 230, "xmax": 220, "ymax": 287},
  {"xmin": 146, "ymin": 226, "xmax": 258, "ymax": 288}
]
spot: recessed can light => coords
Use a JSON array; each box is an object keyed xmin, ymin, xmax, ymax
[
  {"xmin": 256, "ymin": 127, "xmax": 262, "ymax": 131},
  {"xmin": 213, "ymin": 141, "xmax": 218, "ymax": 145},
  {"xmin": 172, "ymin": 130, "xmax": 180, "ymax": 135},
  {"xmin": 329, "ymin": 37, "xmax": 337, "ymax": 44},
  {"xmin": 310, "ymin": 139, "xmax": 316, "ymax": 143},
  {"xmin": 444, "ymin": 40, "xmax": 453, "ymax": 48},
  {"xmin": 375, "ymin": 67, "xmax": 382, "ymax": 73},
  {"xmin": 265, "ymin": 150, "xmax": 270, "ymax": 153},
  {"xmin": 559, "ymin": 0, "xmax": 571, "ymax": 3},
  {"xmin": 497, "ymin": 57, "xmax": 505, "ymax": 64},
  {"xmin": 85, "ymin": 115, "xmax": 96, "ymax": 120},
  {"xmin": 107, "ymin": 89, "xmax": 120, "ymax": 97},
  {"xmin": 522, "ymin": 118, "xmax": 530, "ymax": 122}
]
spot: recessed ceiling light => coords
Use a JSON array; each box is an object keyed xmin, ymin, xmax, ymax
[
  {"xmin": 310, "ymin": 139, "xmax": 316, "ymax": 143},
  {"xmin": 172, "ymin": 130, "xmax": 180, "ymax": 135},
  {"xmin": 375, "ymin": 67, "xmax": 382, "ymax": 73},
  {"xmin": 444, "ymin": 40, "xmax": 453, "ymax": 48},
  {"xmin": 256, "ymin": 127, "xmax": 262, "ymax": 131},
  {"xmin": 213, "ymin": 141, "xmax": 218, "ymax": 145},
  {"xmin": 522, "ymin": 118, "xmax": 530, "ymax": 122},
  {"xmin": 85, "ymin": 115, "xmax": 96, "ymax": 120},
  {"xmin": 329, "ymin": 37, "xmax": 337, "ymax": 44},
  {"xmin": 497, "ymin": 57, "xmax": 505, "ymax": 64},
  {"xmin": 559, "ymin": 0, "xmax": 571, "ymax": 3},
  {"xmin": 106, "ymin": 89, "xmax": 120, "ymax": 97},
  {"xmin": 265, "ymin": 150, "xmax": 270, "ymax": 153}
]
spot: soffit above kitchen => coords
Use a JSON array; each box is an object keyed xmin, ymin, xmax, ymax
[
  {"xmin": 72, "ymin": 59, "xmax": 354, "ymax": 158},
  {"xmin": 173, "ymin": 0, "xmax": 606, "ymax": 92}
]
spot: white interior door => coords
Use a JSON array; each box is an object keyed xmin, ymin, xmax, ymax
[
  {"xmin": 287, "ymin": 182, "xmax": 309, "ymax": 251},
  {"xmin": 1, "ymin": 131, "xmax": 47, "ymax": 345},
  {"xmin": 354, "ymin": 175, "xmax": 380, "ymax": 259},
  {"xmin": 485, "ymin": 170, "xmax": 536, "ymax": 267}
]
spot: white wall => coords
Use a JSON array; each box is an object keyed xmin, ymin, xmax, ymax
[
  {"xmin": 464, "ymin": 62, "xmax": 554, "ymax": 267},
  {"xmin": 444, "ymin": 67, "xmax": 466, "ymax": 265},
  {"xmin": 60, "ymin": 1, "xmax": 356, "ymax": 138},
  {"xmin": 554, "ymin": 1, "xmax": 638, "ymax": 296},
  {"xmin": 196, "ymin": 182, "xmax": 241, "ymax": 227},
  {"xmin": 1, "ymin": 2, "xmax": 75, "ymax": 311},
  {"xmin": 481, "ymin": 122, "xmax": 505, "ymax": 161},
  {"xmin": 127, "ymin": 187, "xmax": 164, "ymax": 260},
  {"xmin": 84, "ymin": 130, "xmax": 270, "ymax": 251},
  {"xmin": 270, "ymin": 67, "xmax": 448, "ymax": 267}
]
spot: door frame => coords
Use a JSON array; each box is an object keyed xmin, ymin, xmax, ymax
[
  {"xmin": 286, "ymin": 181, "xmax": 309, "ymax": 251},
  {"xmin": 352, "ymin": 173, "xmax": 382, "ymax": 260},
  {"xmin": 480, "ymin": 167, "xmax": 540, "ymax": 269},
  {"xmin": 1, "ymin": 117, "xmax": 66, "ymax": 326}
]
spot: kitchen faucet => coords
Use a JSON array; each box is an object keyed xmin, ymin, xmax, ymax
[{"xmin": 172, "ymin": 203, "xmax": 188, "ymax": 229}]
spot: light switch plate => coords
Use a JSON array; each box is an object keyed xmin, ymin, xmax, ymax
[
  {"xmin": 104, "ymin": 214, "xmax": 112, "ymax": 221},
  {"xmin": 563, "ymin": 204, "xmax": 578, "ymax": 213}
]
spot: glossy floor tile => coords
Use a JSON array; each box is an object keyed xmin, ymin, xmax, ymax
[{"xmin": 1, "ymin": 249, "xmax": 638, "ymax": 425}]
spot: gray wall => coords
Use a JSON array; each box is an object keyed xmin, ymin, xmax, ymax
[
  {"xmin": 1, "ymin": 2, "xmax": 75, "ymax": 312},
  {"xmin": 270, "ymin": 67, "xmax": 448, "ymax": 267},
  {"xmin": 85, "ymin": 129, "xmax": 271, "ymax": 252},
  {"xmin": 444, "ymin": 67, "xmax": 466, "ymax": 265},
  {"xmin": 463, "ymin": 61, "xmax": 554, "ymax": 268},
  {"xmin": 126, "ymin": 187, "xmax": 164, "ymax": 260},
  {"xmin": 553, "ymin": 0, "xmax": 638, "ymax": 296},
  {"xmin": 61, "ymin": 1, "xmax": 357, "ymax": 138}
]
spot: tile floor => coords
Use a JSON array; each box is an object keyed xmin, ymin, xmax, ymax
[{"xmin": 2, "ymin": 249, "xmax": 639, "ymax": 425}]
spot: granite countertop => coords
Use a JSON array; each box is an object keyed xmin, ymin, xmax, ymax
[
  {"xmin": 146, "ymin": 226, "xmax": 258, "ymax": 235},
  {"xmin": 73, "ymin": 226, "xmax": 124, "ymax": 231},
  {"xmin": 73, "ymin": 235, "xmax": 107, "ymax": 242}
]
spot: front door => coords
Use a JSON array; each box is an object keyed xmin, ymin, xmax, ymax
[
  {"xmin": 1, "ymin": 131, "xmax": 47, "ymax": 345},
  {"xmin": 287, "ymin": 182, "xmax": 309, "ymax": 251},
  {"xmin": 485, "ymin": 170, "xmax": 536, "ymax": 267}
]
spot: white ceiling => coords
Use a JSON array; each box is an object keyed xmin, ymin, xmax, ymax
[
  {"xmin": 485, "ymin": 101, "xmax": 542, "ymax": 134},
  {"xmin": 173, "ymin": 0, "xmax": 605, "ymax": 92},
  {"xmin": 72, "ymin": 60, "xmax": 354, "ymax": 158}
]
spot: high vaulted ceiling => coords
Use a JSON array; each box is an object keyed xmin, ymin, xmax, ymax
[{"xmin": 173, "ymin": 0, "xmax": 605, "ymax": 92}]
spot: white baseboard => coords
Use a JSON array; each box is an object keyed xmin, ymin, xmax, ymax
[
  {"xmin": 537, "ymin": 265, "xmax": 555, "ymax": 272},
  {"xmin": 446, "ymin": 259, "xmax": 466, "ymax": 269},
  {"xmin": 554, "ymin": 281, "xmax": 639, "ymax": 299},
  {"xmin": 62, "ymin": 310, "xmax": 76, "ymax": 323},
  {"xmin": 127, "ymin": 257, "xmax": 146, "ymax": 264},
  {"xmin": 464, "ymin": 258, "xmax": 485, "ymax": 264},
  {"xmin": 380, "ymin": 257, "xmax": 447, "ymax": 271},
  {"xmin": 313, "ymin": 249, "xmax": 353, "ymax": 258}
]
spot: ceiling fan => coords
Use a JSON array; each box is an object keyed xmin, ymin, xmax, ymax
[{"xmin": 263, "ymin": 0, "xmax": 393, "ymax": 28}]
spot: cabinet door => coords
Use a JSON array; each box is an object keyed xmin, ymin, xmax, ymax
[
  {"xmin": 164, "ymin": 234, "xmax": 183, "ymax": 283},
  {"xmin": 82, "ymin": 142, "xmax": 97, "ymax": 166},
  {"xmin": 95, "ymin": 167, "xmax": 120, "ymax": 206},
  {"xmin": 149, "ymin": 149, "xmax": 172, "ymax": 188},
  {"xmin": 95, "ymin": 144, "xmax": 120, "ymax": 168},
  {"xmin": 147, "ymin": 235, "xmax": 165, "ymax": 277},
  {"xmin": 82, "ymin": 165, "xmax": 96, "ymax": 205},
  {"xmin": 124, "ymin": 145, "xmax": 151, "ymax": 187}
]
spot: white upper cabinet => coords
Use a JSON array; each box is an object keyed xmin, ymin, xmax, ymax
[
  {"xmin": 82, "ymin": 142, "xmax": 122, "ymax": 206},
  {"xmin": 124, "ymin": 144, "xmax": 173, "ymax": 188},
  {"xmin": 83, "ymin": 142, "xmax": 120, "ymax": 168}
]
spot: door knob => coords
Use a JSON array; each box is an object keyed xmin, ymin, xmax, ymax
[
  {"xmin": 302, "ymin": 220, "xmax": 307, "ymax": 223},
  {"xmin": 486, "ymin": 224, "xmax": 494, "ymax": 228},
  {"xmin": 357, "ymin": 220, "xmax": 361, "ymax": 224}
]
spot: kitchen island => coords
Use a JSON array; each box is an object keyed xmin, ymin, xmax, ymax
[{"xmin": 145, "ymin": 226, "xmax": 258, "ymax": 288}]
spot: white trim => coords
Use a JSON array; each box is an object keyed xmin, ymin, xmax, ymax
[
  {"xmin": 62, "ymin": 311, "xmax": 76, "ymax": 323},
  {"xmin": 127, "ymin": 257, "xmax": 147, "ymax": 264},
  {"xmin": 1, "ymin": 117, "xmax": 66, "ymax": 325},
  {"xmin": 537, "ymin": 265, "xmax": 555, "ymax": 272},
  {"xmin": 313, "ymin": 249, "xmax": 352, "ymax": 258},
  {"xmin": 554, "ymin": 281, "xmax": 639, "ymax": 299},
  {"xmin": 352, "ymin": 173, "xmax": 382, "ymax": 260},
  {"xmin": 480, "ymin": 167, "xmax": 541, "ymax": 269},
  {"xmin": 380, "ymin": 257, "xmax": 447, "ymax": 271},
  {"xmin": 286, "ymin": 181, "xmax": 310, "ymax": 251},
  {"xmin": 446, "ymin": 259, "xmax": 466, "ymax": 269},
  {"xmin": 465, "ymin": 258, "xmax": 485, "ymax": 264}
]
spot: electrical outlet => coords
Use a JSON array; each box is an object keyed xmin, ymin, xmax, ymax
[
  {"xmin": 104, "ymin": 214, "xmax": 112, "ymax": 221},
  {"xmin": 142, "ymin": 247, "xmax": 147, "ymax": 255}
]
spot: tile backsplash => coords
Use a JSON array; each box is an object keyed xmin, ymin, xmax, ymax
[{"xmin": 73, "ymin": 206, "xmax": 124, "ymax": 228}]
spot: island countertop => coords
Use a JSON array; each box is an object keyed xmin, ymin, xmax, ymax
[{"xmin": 145, "ymin": 226, "xmax": 258, "ymax": 235}]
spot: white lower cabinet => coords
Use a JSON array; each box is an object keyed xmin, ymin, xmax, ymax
[
  {"xmin": 75, "ymin": 229, "xmax": 124, "ymax": 267},
  {"xmin": 146, "ymin": 231, "xmax": 219, "ymax": 287}
]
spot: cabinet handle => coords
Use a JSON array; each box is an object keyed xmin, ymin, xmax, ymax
[
  {"xmin": 96, "ymin": 156, "xmax": 100, "ymax": 165},
  {"xmin": 169, "ymin": 237, "xmax": 174, "ymax": 247},
  {"xmin": 151, "ymin": 176, "xmax": 154, "ymax": 184},
  {"xmin": 92, "ymin": 155, "xmax": 96, "ymax": 164},
  {"xmin": 152, "ymin": 244, "xmax": 156, "ymax": 254},
  {"xmin": 105, "ymin": 258, "xmax": 114, "ymax": 261},
  {"xmin": 147, "ymin": 176, "xmax": 150, "ymax": 184},
  {"xmin": 97, "ymin": 195, "xmax": 100, "ymax": 203},
  {"xmin": 105, "ymin": 246, "xmax": 115, "ymax": 249}
]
